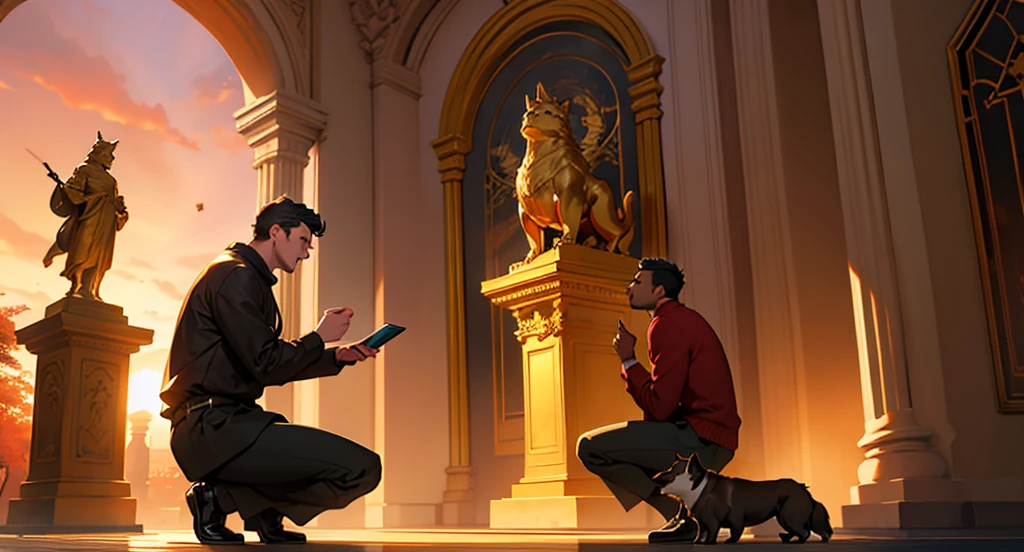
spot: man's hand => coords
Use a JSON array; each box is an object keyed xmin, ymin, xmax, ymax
[
  {"xmin": 613, "ymin": 319, "xmax": 637, "ymax": 362},
  {"xmin": 316, "ymin": 307, "xmax": 353, "ymax": 343},
  {"xmin": 336, "ymin": 343, "xmax": 378, "ymax": 364}
]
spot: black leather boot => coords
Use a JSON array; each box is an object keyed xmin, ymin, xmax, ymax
[
  {"xmin": 648, "ymin": 515, "xmax": 700, "ymax": 544},
  {"xmin": 245, "ymin": 509, "xmax": 306, "ymax": 544},
  {"xmin": 185, "ymin": 482, "xmax": 244, "ymax": 545}
]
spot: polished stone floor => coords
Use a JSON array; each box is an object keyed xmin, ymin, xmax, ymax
[{"xmin": 0, "ymin": 528, "xmax": 1023, "ymax": 552}]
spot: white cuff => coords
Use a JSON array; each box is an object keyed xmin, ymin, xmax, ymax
[{"xmin": 622, "ymin": 358, "xmax": 640, "ymax": 371}]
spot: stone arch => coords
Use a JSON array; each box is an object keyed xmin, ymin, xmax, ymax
[{"xmin": 383, "ymin": 0, "xmax": 458, "ymax": 72}]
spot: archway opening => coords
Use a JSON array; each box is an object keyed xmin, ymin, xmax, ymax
[{"xmin": 0, "ymin": 0, "xmax": 266, "ymax": 529}]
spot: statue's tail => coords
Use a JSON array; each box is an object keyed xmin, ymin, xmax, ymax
[{"xmin": 613, "ymin": 190, "xmax": 635, "ymax": 254}]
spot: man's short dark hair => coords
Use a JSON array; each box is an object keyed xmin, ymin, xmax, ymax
[
  {"xmin": 252, "ymin": 195, "xmax": 325, "ymax": 240},
  {"xmin": 638, "ymin": 257, "xmax": 685, "ymax": 300}
]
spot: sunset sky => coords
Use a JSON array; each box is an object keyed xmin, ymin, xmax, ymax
[{"xmin": 0, "ymin": 0, "xmax": 256, "ymax": 448}]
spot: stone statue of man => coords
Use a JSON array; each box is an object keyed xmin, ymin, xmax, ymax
[{"xmin": 43, "ymin": 131, "xmax": 130, "ymax": 301}]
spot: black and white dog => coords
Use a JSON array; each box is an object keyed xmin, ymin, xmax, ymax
[{"xmin": 653, "ymin": 453, "xmax": 833, "ymax": 544}]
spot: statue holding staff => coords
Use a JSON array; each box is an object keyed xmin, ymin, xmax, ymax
[{"xmin": 31, "ymin": 131, "xmax": 130, "ymax": 301}]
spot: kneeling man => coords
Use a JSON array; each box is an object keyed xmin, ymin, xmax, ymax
[{"xmin": 576, "ymin": 258, "xmax": 741, "ymax": 543}]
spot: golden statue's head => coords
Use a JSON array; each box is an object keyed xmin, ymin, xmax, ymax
[
  {"xmin": 521, "ymin": 82, "xmax": 571, "ymax": 141},
  {"xmin": 87, "ymin": 130, "xmax": 119, "ymax": 169}
]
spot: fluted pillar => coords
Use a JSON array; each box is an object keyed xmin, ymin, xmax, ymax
[
  {"xmin": 816, "ymin": 0, "xmax": 965, "ymax": 530},
  {"xmin": 730, "ymin": 0, "xmax": 867, "ymax": 531},
  {"xmin": 235, "ymin": 90, "xmax": 328, "ymax": 419},
  {"xmin": 430, "ymin": 133, "xmax": 474, "ymax": 526}
]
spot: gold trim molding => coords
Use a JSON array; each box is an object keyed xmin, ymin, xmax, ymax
[
  {"xmin": 431, "ymin": 0, "xmax": 667, "ymax": 492},
  {"xmin": 513, "ymin": 299, "xmax": 565, "ymax": 343}
]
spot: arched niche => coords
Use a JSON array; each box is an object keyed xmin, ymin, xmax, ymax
[{"xmin": 427, "ymin": 0, "xmax": 667, "ymax": 503}]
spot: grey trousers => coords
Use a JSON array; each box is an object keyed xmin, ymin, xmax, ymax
[
  {"xmin": 576, "ymin": 420, "xmax": 734, "ymax": 521},
  {"xmin": 211, "ymin": 423, "xmax": 382, "ymax": 527}
]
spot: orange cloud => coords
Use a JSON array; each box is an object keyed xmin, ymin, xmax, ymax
[
  {"xmin": 0, "ymin": 285, "xmax": 50, "ymax": 307},
  {"xmin": 0, "ymin": 79, "xmax": 12, "ymax": 91},
  {"xmin": 109, "ymin": 269, "xmax": 140, "ymax": 282},
  {"xmin": 0, "ymin": 213, "xmax": 54, "ymax": 266},
  {"xmin": 176, "ymin": 253, "xmax": 215, "ymax": 272},
  {"xmin": 126, "ymin": 257, "xmax": 156, "ymax": 270},
  {"xmin": 0, "ymin": 4, "xmax": 200, "ymax": 151},
  {"xmin": 209, "ymin": 124, "xmax": 249, "ymax": 153},
  {"xmin": 152, "ymin": 279, "xmax": 183, "ymax": 302}
]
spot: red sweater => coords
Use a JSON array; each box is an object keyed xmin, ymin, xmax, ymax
[{"xmin": 622, "ymin": 301, "xmax": 741, "ymax": 451}]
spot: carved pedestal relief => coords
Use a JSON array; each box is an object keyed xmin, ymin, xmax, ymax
[
  {"xmin": 77, "ymin": 361, "xmax": 115, "ymax": 463},
  {"xmin": 33, "ymin": 362, "xmax": 64, "ymax": 465}
]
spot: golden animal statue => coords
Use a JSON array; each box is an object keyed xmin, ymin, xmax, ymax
[
  {"xmin": 40, "ymin": 131, "xmax": 130, "ymax": 301},
  {"xmin": 511, "ymin": 82, "xmax": 634, "ymax": 271}
]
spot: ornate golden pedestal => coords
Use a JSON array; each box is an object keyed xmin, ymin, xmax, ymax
[
  {"xmin": 481, "ymin": 245, "xmax": 654, "ymax": 529},
  {"xmin": 3, "ymin": 297, "xmax": 153, "ymax": 534}
]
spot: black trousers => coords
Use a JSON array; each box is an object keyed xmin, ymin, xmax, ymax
[
  {"xmin": 210, "ymin": 423, "xmax": 382, "ymax": 527},
  {"xmin": 576, "ymin": 420, "xmax": 734, "ymax": 522}
]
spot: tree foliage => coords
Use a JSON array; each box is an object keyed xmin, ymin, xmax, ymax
[{"xmin": 0, "ymin": 295, "xmax": 31, "ymax": 499}]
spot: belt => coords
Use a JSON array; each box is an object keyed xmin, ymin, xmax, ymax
[{"xmin": 170, "ymin": 396, "xmax": 237, "ymax": 428}]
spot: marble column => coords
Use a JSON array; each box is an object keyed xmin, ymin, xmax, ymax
[
  {"xmin": 729, "ymin": 0, "xmax": 867, "ymax": 530},
  {"xmin": 816, "ymin": 0, "xmax": 966, "ymax": 530},
  {"xmin": 235, "ymin": 90, "xmax": 329, "ymax": 419},
  {"xmin": 430, "ymin": 132, "xmax": 474, "ymax": 526}
]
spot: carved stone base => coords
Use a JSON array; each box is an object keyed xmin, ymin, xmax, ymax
[
  {"xmin": 5, "ymin": 297, "xmax": 153, "ymax": 532},
  {"xmin": 3, "ymin": 496, "xmax": 140, "ymax": 532}
]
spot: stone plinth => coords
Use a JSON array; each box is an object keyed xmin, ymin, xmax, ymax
[
  {"xmin": 2, "ymin": 297, "xmax": 153, "ymax": 534},
  {"xmin": 481, "ymin": 244, "xmax": 651, "ymax": 529}
]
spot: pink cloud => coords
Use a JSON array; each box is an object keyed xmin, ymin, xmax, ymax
[
  {"xmin": 126, "ymin": 257, "xmax": 155, "ymax": 270},
  {"xmin": 0, "ymin": 79, "xmax": 12, "ymax": 91},
  {"xmin": 80, "ymin": 0, "xmax": 109, "ymax": 16},
  {"xmin": 0, "ymin": 3, "xmax": 200, "ymax": 151},
  {"xmin": 192, "ymin": 61, "xmax": 242, "ymax": 106}
]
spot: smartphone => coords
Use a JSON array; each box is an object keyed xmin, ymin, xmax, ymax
[{"xmin": 360, "ymin": 323, "xmax": 406, "ymax": 349}]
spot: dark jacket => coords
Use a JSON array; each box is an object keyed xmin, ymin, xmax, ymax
[{"xmin": 159, "ymin": 242, "xmax": 350, "ymax": 481}]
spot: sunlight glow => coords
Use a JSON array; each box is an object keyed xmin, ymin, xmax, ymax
[
  {"xmin": 127, "ymin": 368, "xmax": 164, "ymax": 418},
  {"xmin": 848, "ymin": 265, "xmax": 878, "ymax": 424}
]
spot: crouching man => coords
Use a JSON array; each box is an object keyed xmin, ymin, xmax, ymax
[
  {"xmin": 160, "ymin": 196, "xmax": 380, "ymax": 545},
  {"xmin": 576, "ymin": 258, "xmax": 742, "ymax": 543}
]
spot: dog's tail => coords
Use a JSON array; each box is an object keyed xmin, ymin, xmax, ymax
[{"xmin": 810, "ymin": 500, "xmax": 833, "ymax": 542}]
